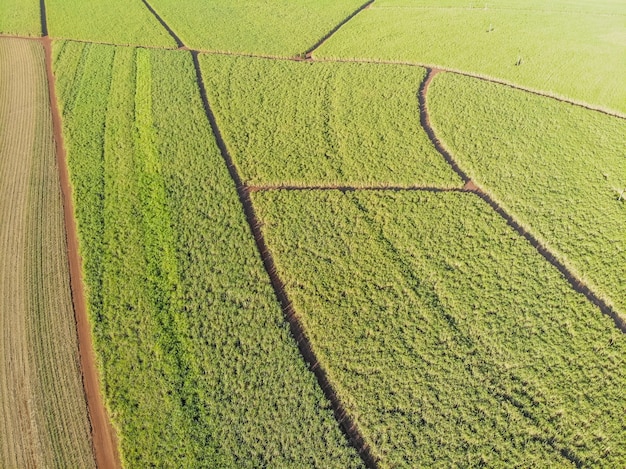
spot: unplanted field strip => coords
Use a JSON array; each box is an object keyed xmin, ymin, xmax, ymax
[
  {"xmin": 420, "ymin": 68, "xmax": 626, "ymax": 335},
  {"xmin": 0, "ymin": 33, "xmax": 622, "ymax": 120},
  {"xmin": 39, "ymin": 0, "xmax": 121, "ymax": 464},
  {"xmin": 138, "ymin": 0, "xmax": 378, "ymax": 465}
]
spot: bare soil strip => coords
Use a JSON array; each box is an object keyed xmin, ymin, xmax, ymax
[
  {"xmin": 190, "ymin": 50, "xmax": 378, "ymax": 468},
  {"xmin": 1, "ymin": 33, "xmax": 621, "ymax": 120},
  {"xmin": 420, "ymin": 68, "xmax": 626, "ymax": 334},
  {"xmin": 303, "ymin": 0, "xmax": 375, "ymax": 58},
  {"xmin": 247, "ymin": 184, "xmax": 469, "ymax": 192},
  {"xmin": 41, "ymin": 34, "xmax": 121, "ymax": 468}
]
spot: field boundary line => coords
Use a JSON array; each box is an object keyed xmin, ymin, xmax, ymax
[
  {"xmin": 303, "ymin": 0, "xmax": 375, "ymax": 58},
  {"xmin": 191, "ymin": 49, "xmax": 379, "ymax": 469},
  {"xmin": 138, "ymin": 0, "xmax": 184, "ymax": 48},
  {"xmin": 39, "ymin": 1, "xmax": 121, "ymax": 465},
  {"xmin": 420, "ymin": 68, "xmax": 626, "ymax": 335},
  {"xmin": 316, "ymin": 57, "xmax": 626, "ymax": 120},
  {"xmin": 2, "ymin": 32, "xmax": 621, "ymax": 120},
  {"xmin": 248, "ymin": 184, "xmax": 469, "ymax": 192},
  {"xmin": 134, "ymin": 0, "xmax": 379, "ymax": 463}
]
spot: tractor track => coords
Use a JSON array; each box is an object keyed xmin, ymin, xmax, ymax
[
  {"xmin": 38, "ymin": 1, "xmax": 121, "ymax": 467},
  {"xmin": 419, "ymin": 68, "xmax": 626, "ymax": 334}
]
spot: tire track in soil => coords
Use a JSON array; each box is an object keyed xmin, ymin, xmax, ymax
[
  {"xmin": 303, "ymin": 0, "xmax": 375, "ymax": 59},
  {"xmin": 39, "ymin": 4, "xmax": 121, "ymax": 465},
  {"xmin": 420, "ymin": 67, "xmax": 626, "ymax": 335},
  {"xmin": 137, "ymin": 1, "xmax": 379, "ymax": 466},
  {"xmin": 247, "ymin": 184, "xmax": 471, "ymax": 193}
]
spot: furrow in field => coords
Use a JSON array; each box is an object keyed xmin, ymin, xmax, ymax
[
  {"xmin": 419, "ymin": 68, "xmax": 625, "ymax": 334},
  {"xmin": 0, "ymin": 36, "xmax": 95, "ymax": 469},
  {"xmin": 247, "ymin": 184, "xmax": 474, "ymax": 193},
  {"xmin": 303, "ymin": 0, "xmax": 375, "ymax": 58}
]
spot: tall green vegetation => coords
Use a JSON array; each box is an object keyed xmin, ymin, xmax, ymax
[
  {"xmin": 200, "ymin": 55, "xmax": 460, "ymax": 187},
  {"xmin": 146, "ymin": 0, "xmax": 367, "ymax": 56},
  {"xmin": 428, "ymin": 72, "xmax": 626, "ymax": 319},
  {"xmin": 375, "ymin": 0, "xmax": 626, "ymax": 14},
  {"xmin": 0, "ymin": 0, "xmax": 40, "ymax": 36},
  {"xmin": 53, "ymin": 40, "xmax": 361, "ymax": 468},
  {"xmin": 316, "ymin": 4, "xmax": 626, "ymax": 114},
  {"xmin": 46, "ymin": 0, "xmax": 175, "ymax": 47},
  {"xmin": 253, "ymin": 189, "xmax": 626, "ymax": 467}
]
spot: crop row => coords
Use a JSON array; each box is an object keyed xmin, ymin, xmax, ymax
[
  {"xmin": 428, "ymin": 71, "xmax": 626, "ymax": 321},
  {"xmin": 53, "ymin": 40, "xmax": 361, "ymax": 468},
  {"xmin": 0, "ymin": 37, "xmax": 94, "ymax": 468},
  {"xmin": 200, "ymin": 55, "xmax": 461, "ymax": 187},
  {"xmin": 252, "ymin": 189, "xmax": 626, "ymax": 467}
]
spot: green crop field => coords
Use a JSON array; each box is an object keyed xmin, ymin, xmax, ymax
[
  {"xmin": 375, "ymin": 0, "xmax": 626, "ymax": 14},
  {"xmin": 0, "ymin": 37, "xmax": 95, "ymax": 469},
  {"xmin": 53, "ymin": 40, "xmax": 361, "ymax": 468},
  {"xmin": 46, "ymin": 0, "xmax": 175, "ymax": 47},
  {"xmin": 428, "ymin": 72, "xmax": 626, "ymax": 320},
  {"xmin": 146, "ymin": 0, "xmax": 367, "ymax": 56},
  {"xmin": 315, "ymin": 3, "xmax": 626, "ymax": 114},
  {"xmin": 200, "ymin": 55, "xmax": 460, "ymax": 187},
  {"xmin": 0, "ymin": 0, "xmax": 40, "ymax": 36},
  {"xmin": 2, "ymin": 0, "xmax": 625, "ymax": 466},
  {"xmin": 253, "ymin": 189, "xmax": 626, "ymax": 467}
]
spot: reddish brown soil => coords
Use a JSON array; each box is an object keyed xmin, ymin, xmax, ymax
[
  {"xmin": 42, "ymin": 36, "xmax": 121, "ymax": 469},
  {"xmin": 247, "ymin": 184, "xmax": 469, "ymax": 192}
]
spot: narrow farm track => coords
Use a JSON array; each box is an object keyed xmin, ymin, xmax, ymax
[
  {"xmin": 136, "ymin": 1, "xmax": 378, "ymax": 466},
  {"xmin": 419, "ymin": 68, "xmax": 626, "ymax": 334},
  {"xmin": 304, "ymin": 0, "xmax": 375, "ymax": 58},
  {"xmin": 247, "ymin": 184, "xmax": 474, "ymax": 193},
  {"xmin": 41, "ymin": 35, "xmax": 122, "ymax": 469},
  {"xmin": 0, "ymin": 37, "xmax": 94, "ymax": 468},
  {"xmin": 0, "ymin": 33, "xmax": 623, "ymax": 121}
]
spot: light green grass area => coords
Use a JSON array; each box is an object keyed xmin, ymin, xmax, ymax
[
  {"xmin": 0, "ymin": 0, "xmax": 40, "ymax": 36},
  {"xmin": 316, "ymin": 7, "xmax": 626, "ymax": 114},
  {"xmin": 252, "ymin": 189, "xmax": 626, "ymax": 467},
  {"xmin": 428, "ymin": 72, "xmax": 626, "ymax": 320},
  {"xmin": 374, "ymin": 0, "xmax": 626, "ymax": 15},
  {"xmin": 53, "ymin": 40, "xmax": 361, "ymax": 468},
  {"xmin": 46, "ymin": 0, "xmax": 175, "ymax": 47},
  {"xmin": 146, "ymin": 0, "xmax": 366, "ymax": 56},
  {"xmin": 200, "ymin": 55, "xmax": 460, "ymax": 187}
]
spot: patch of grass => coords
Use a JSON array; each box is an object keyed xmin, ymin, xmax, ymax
[
  {"xmin": 146, "ymin": 0, "xmax": 368, "ymax": 56},
  {"xmin": 0, "ymin": 0, "xmax": 40, "ymax": 36},
  {"xmin": 253, "ymin": 189, "xmax": 626, "ymax": 467},
  {"xmin": 46, "ymin": 0, "xmax": 175, "ymax": 47},
  {"xmin": 316, "ymin": 6, "xmax": 626, "ymax": 114},
  {"xmin": 200, "ymin": 55, "xmax": 461, "ymax": 187},
  {"xmin": 428, "ymin": 71, "xmax": 626, "ymax": 319},
  {"xmin": 53, "ymin": 41, "xmax": 362, "ymax": 468}
]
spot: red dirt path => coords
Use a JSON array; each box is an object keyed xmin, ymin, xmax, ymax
[{"xmin": 42, "ymin": 36, "xmax": 121, "ymax": 469}]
